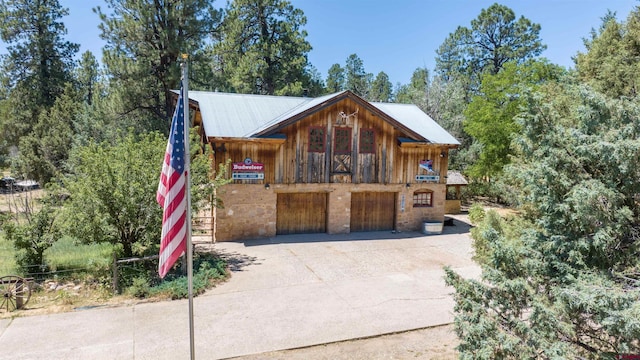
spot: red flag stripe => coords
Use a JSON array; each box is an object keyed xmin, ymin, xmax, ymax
[
  {"xmin": 158, "ymin": 172, "xmax": 186, "ymax": 277},
  {"xmin": 156, "ymin": 145, "xmax": 173, "ymax": 206},
  {"xmin": 157, "ymin": 83, "xmax": 188, "ymax": 278},
  {"xmin": 161, "ymin": 181, "xmax": 186, "ymax": 238}
]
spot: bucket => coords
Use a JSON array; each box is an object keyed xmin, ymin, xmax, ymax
[{"xmin": 422, "ymin": 221, "xmax": 443, "ymax": 235}]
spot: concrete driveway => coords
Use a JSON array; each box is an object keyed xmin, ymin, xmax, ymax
[{"xmin": 0, "ymin": 219, "xmax": 479, "ymax": 359}]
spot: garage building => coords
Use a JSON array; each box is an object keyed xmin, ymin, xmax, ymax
[{"xmin": 185, "ymin": 90, "xmax": 459, "ymax": 241}]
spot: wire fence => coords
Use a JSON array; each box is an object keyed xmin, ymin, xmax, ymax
[
  {"xmin": 1, "ymin": 254, "xmax": 163, "ymax": 295},
  {"xmin": 1, "ymin": 263, "xmax": 109, "ymax": 278},
  {"xmin": 1, "ymin": 212, "xmax": 213, "ymax": 292}
]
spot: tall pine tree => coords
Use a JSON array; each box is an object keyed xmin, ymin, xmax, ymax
[
  {"xmin": 435, "ymin": 3, "xmax": 545, "ymax": 90},
  {"xmin": 344, "ymin": 53, "xmax": 371, "ymax": 98},
  {"xmin": 326, "ymin": 63, "xmax": 345, "ymax": 93},
  {"xmin": 212, "ymin": 0, "xmax": 312, "ymax": 95},
  {"xmin": 0, "ymin": 0, "xmax": 78, "ymax": 146},
  {"xmin": 97, "ymin": 0, "xmax": 220, "ymax": 133},
  {"xmin": 369, "ymin": 71, "xmax": 393, "ymax": 102}
]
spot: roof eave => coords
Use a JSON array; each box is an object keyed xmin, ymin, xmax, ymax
[{"xmin": 207, "ymin": 136, "xmax": 286, "ymax": 145}]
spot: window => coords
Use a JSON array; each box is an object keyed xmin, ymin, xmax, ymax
[
  {"xmin": 334, "ymin": 127, "xmax": 352, "ymax": 155},
  {"xmin": 308, "ymin": 127, "xmax": 325, "ymax": 152},
  {"xmin": 413, "ymin": 190, "xmax": 433, "ymax": 207},
  {"xmin": 359, "ymin": 129, "xmax": 375, "ymax": 154}
]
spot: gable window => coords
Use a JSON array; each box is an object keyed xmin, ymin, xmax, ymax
[
  {"xmin": 308, "ymin": 127, "xmax": 325, "ymax": 153},
  {"xmin": 413, "ymin": 190, "xmax": 433, "ymax": 207},
  {"xmin": 359, "ymin": 128, "xmax": 375, "ymax": 154},
  {"xmin": 334, "ymin": 127, "xmax": 352, "ymax": 155}
]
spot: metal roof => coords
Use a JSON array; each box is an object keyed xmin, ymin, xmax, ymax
[
  {"xmin": 186, "ymin": 91, "xmax": 309, "ymax": 137},
  {"xmin": 371, "ymin": 102, "xmax": 460, "ymax": 145},
  {"xmin": 249, "ymin": 91, "xmax": 342, "ymax": 136},
  {"xmin": 187, "ymin": 90, "xmax": 460, "ymax": 145}
]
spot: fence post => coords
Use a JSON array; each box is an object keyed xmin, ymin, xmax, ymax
[{"xmin": 112, "ymin": 252, "xmax": 119, "ymax": 294}]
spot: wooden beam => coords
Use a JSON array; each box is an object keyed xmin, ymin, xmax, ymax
[{"xmin": 207, "ymin": 137, "xmax": 286, "ymax": 145}]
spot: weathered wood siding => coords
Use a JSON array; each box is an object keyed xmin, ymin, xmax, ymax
[{"xmin": 210, "ymin": 98, "xmax": 450, "ymax": 185}]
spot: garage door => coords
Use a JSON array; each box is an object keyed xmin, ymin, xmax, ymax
[
  {"xmin": 276, "ymin": 193, "xmax": 327, "ymax": 235},
  {"xmin": 350, "ymin": 192, "xmax": 396, "ymax": 232}
]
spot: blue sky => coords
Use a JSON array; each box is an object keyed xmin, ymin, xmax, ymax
[{"xmin": 3, "ymin": 0, "xmax": 639, "ymax": 86}]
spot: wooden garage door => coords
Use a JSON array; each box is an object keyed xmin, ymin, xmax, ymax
[
  {"xmin": 276, "ymin": 193, "xmax": 327, "ymax": 235},
  {"xmin": 350, "ymin": 192, "xmax": 396, "ymax": 232}
]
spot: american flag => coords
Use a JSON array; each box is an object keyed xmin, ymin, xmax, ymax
[{"xmin": 157, "ymin": 83, "xmax": 188, "ymax": 278}]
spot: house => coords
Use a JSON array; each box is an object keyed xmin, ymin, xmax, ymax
[{"xmin": 185, "ymin": 90, "xmax": 460, "ymax": 241}]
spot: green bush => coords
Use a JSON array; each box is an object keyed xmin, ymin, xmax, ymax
[
  {"xmin": 129, "ymin": 277, "xmax": 151, "ymax": 298},
  {"xmin": 465, "ymin": 179, "xmax": 518, "ymax": 206},
  {"xmin": 470, "ymin": 209, "xmax": 503, "ymax": 264},
  {"xmin": 150, "ymin": 254, "xmax": 227, "ymax": 300},
  {"xmin": 3, "ymin": 205, "xmax": 59, "ymax": 278},
  {"xmin": 468, "ymin": 203, "xmax": 485, "ymax": 225}
]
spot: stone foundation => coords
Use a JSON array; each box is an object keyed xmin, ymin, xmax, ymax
[{"xmin": 213, "ymin": 183, "xmax": 446, "ymax": 241}]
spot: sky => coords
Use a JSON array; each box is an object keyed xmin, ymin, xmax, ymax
[{"xmin": 2, "ymin": 0, "xmax": 639, "ymax": 86}]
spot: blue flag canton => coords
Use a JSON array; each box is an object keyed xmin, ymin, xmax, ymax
[{"xmin": 169, "ymin": 87, "xmax": 186, "ymax": 174}]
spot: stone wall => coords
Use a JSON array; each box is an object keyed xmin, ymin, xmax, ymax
[
  {"xmin": 214, "ymin": 184, "xmax": 277, "ymax": 241},
  {"xmin": 213, "ymin": 182, "xmax": 446, "ymax": 241},
  {"xmin": 396, "ymin": 183, "xmax": 446, "ymax": 232}
]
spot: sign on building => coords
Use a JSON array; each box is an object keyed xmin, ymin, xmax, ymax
[
  {"xmin": 232, "ymin": 158, "xmax": 265, "ymax": 180},
  {"xmin": 416, "ymin": 159, "xmax": 439, "ymax": 182}
]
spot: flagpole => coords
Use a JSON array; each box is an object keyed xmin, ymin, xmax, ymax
[{"xmin": 181, "ymin": 54, "xmax": 196, "ymax": 360}]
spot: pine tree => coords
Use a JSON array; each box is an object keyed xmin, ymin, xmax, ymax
[
  {"xmin": 326, "ymin": 63, "xmax": 345, "ymax": 93},
  {"xmin": 212, "ymin": 0, "xmax": 312, "ymax": 95},
  {"xmin": 435, "ymin": 3, "xmax": 545, "ymax": 90},
  {"xmin": 344, "ymin": 54, "xmax": 371, "ymax": 98},
  {"xmin": 394, "ymin": 68, "xmax": 470, "ymax": 169},
  {"xmin": 0, "ymin": 0, "xmax": 78, "ymax": 146},
  {"xmin": 15, "ymin": 84, "xmax": 80, "ymax": 184},
  {"xmin": 576, "ymin": 9, "xmax": 640, "ymax": 98},
  {"xmin": 97, "ymin": 0, "xmax": 220, "ymax": 132},
  {"xmin": 75, "ymin": 51, "xmax": 101, "ymax": 106},
  {"xmin": 369, "ymin": 71, "xmax": 393, "ymax": 102}
]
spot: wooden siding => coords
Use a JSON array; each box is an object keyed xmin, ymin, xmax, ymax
[{"xmin": 209, "ymin": 98, "xmax": 451, "ymax": 186}]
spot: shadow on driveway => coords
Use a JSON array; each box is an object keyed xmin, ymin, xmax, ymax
[{"xmin": 239, "ymin": 218, "xmax": 472, "ymax": 246}]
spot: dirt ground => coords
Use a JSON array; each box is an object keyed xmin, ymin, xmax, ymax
[
  {"xmin": 231, "ymin": 325, "xmax": 458, "ymax": 360},
  {"xmin": 0, "ymin": 188, "xmax": 43, "ymax": 213}
]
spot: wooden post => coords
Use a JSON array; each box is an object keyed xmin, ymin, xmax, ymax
[
  {"xmin": 112, "ymin": 252, "xmax": 119, "ymax": 294},
  {"xmin": 214, "ymin": 193, "xmax": 216, "ymax": 244}
]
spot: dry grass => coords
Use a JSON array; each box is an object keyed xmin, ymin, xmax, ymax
[
  {"xmin": 0, "ymin": 189, "xmax": 46, "ymax": 234},
  {"xmin": 0, "ymin": 280, "xmax": 158, "ymax": 319}
]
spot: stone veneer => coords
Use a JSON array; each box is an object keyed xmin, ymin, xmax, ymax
[{"xmin": 213, "ymin": 183, "xmax": 446, "ymax": 242}]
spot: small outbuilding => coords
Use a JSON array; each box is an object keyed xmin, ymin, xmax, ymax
[
  {"xmin": 445, "ymin": 171, "xmax": 468, "ymax": 214},
  {"xmin": 183, "ymin": 90, "xmax": 460, "ymax": 241}
]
